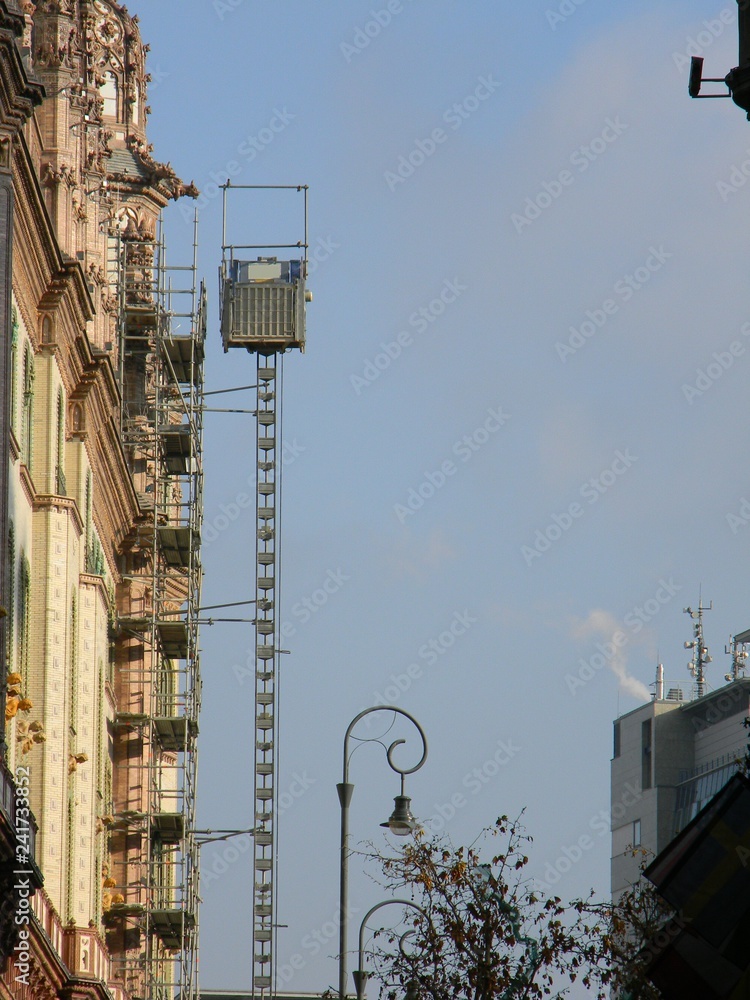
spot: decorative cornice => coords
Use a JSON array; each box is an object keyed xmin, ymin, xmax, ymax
[
  {"xmin": 33, "ymin": 493, "xmax": 84, "ymax": 536},
  {"xmin": 19, "ymin": 462, "xmax": 35, "ymax": 507},
  {"xmin": 38, "ymin": 260, "xmax": 95, "ymax": 319},
  {"xmin": 79, "ymin": 572, "xmax": 109, "ymax": 611}
]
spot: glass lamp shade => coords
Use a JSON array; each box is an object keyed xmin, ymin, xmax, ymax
[{"xmin": 380, "ymin": 794, "xmax": 417, "ymax": 836}]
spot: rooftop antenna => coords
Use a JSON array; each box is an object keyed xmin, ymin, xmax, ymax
[
  {"xmin": 684, "ymin": 599, "xmax": 713, "ymax": 699},
  {"xmin": 688, "ymin": 3, "xmax": 750, "ymax": 117},
  {"xmin": 725, "ymin": 634, "xmax": 749, "ymax": 682}
]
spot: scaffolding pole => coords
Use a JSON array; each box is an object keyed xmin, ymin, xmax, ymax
[{"xmin": 108, "ymin": 214, "xmax": 204, "ymax": 1000}]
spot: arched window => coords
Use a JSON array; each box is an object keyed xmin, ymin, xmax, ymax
[
  {"xmin": 131, "ymin": 81, "xmax": 140, "ymax": 126},
  {"xmin": 41, "ymin": 315, "xmax": 53, "ymax": 344},
  {"xmin": 21, "ymin": 346, "xmax": 34, "ymax": 467},
  {"xmin": 101, "ymin": 71, "xmax": 118, "ymax": 118},
  {"xmin": 71, "ymin": 402, "xmax": 84, "ymax": 434}
]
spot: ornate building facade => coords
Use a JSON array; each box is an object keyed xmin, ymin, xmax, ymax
[{"xmin": 0, "ymin": 2, "xmax": 203, "ymax": 998}]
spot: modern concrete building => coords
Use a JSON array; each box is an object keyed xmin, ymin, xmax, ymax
[
  {"xmin": 0, "ymin": 2, "xmax": 203, "ymax": 998},
  {"xmin": 611, "ymin": 673, "xmax": 750, "ymax": 896}
]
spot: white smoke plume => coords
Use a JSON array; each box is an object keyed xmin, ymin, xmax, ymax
[{"xmin": 571, "ymin": 609, "xmax": 651, "ymax": 701}]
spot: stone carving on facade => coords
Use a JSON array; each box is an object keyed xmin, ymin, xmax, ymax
[
  {"xmin": 87, "ymin": 262, "xmax": 105, "ymax": 286},
  {"xmin": 121, "ymin": 134, "xmax": 199, "ymax": 202},
  {"xmin": 29, "ymin": 960, "xmax": 58, "ymax": 1000},
  {"xmin": 71, "ymin": 191, "xmax": 87, "ymax": 221},
  {"xmin": 20, "ymin": 2, "xmax": 35, "ymax": 51},
  {"xmin": 0, "ymin": 135, "xmax": 11, "ymax": 170},
  {"xmin": 37, "ymin": 0, "xmax": 75, "ymax": 14},
  {"xmin": 41, "ymin": 160, "xmax": 75, "ymax": 187},
  {"xmin": 100, "ymin": 290, "xmax": 117, "ymax": 313}
]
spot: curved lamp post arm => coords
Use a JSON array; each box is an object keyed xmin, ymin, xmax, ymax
[
  {"xmin": 341, "ymin": 706, "xmax": 429, "ymax": 786},
  {"xmin": 353, "ymin": 899, "xmax": 430, "ymax": 1000},
  {"xmin": 337, "ymin": 706, "xmax": 428, "ymax": 1000}
]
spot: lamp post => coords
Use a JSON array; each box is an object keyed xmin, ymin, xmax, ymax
[
  {"xmin": 337, "ymin": 706, "xmax": 428, "ymax": 999},
  {"xmin": 352, "ymin": 898, "xmax": 429, "ymax": 1000}
]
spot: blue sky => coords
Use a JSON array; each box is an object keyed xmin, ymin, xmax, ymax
[{"xmin": 136, "ymin": 1, "xmax": 750, "ymax": 993}]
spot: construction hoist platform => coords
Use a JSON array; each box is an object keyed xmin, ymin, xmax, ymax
[{"xmin": 218, "ymin": 183, "xmax": 309, "ymax": 997}]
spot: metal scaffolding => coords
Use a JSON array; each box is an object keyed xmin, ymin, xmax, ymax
[
  {"xmin": 107, "ymin": 215, "xmax": 205, "ymax": 1000},
  {"xmin": 219, "ymin": 182, "xmax": 308, "ymax": 999}
]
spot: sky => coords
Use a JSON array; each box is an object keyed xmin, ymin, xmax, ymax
[{"xmin": 132, "ymin": 0, "xmax": 750, "ymax": 994}]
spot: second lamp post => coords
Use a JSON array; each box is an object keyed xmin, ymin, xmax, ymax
[{"xmin": 337, "ymin": 706, "xmax": 428, "ymax": 1000}]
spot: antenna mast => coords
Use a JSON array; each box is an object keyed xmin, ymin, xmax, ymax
[
  {"xmin": 725, "ymin": 634, "xmax": 749, "ymax": 682},
  {"xmin": 684, "ymin": 600, "xmax": 713, "ymax": 699}
]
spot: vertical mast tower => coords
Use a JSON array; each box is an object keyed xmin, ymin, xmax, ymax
[
  {"xmin": 684, "ymin": 600, "xmax": 713, "ymax": 700},
  {"xmin": 219, "ymin": 183, "xmax": 309, "ymax": 997}
]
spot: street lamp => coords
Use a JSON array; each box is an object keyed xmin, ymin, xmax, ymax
[
  {"xmin": 352, "ymin": 898, "xmax": 429, "ymax": 1000},
  {"xmin": 337, "ymin": 706, "xmax": 428, "ymax": 999}
]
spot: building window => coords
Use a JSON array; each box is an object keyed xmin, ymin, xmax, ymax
[
  {"xmin": 633, "ymin": 819, "xmax": 642, "ymax": 847},
  {"xmin": 41, "ymin": 315, "xmax": 53, "ymax": 344},
  {"xmin": 613, "ymin": 721, "xmax": 621, "ymax": 759},
  {"xmin": 642, "ymin": 719, "xmax": 652, "ymax": 791},
  {"xmin": 71, "ymin": 402, "xmax": 84, "ymax": 434},
  {"xmin": 101, "ymin": 71, "xmax": 118, "ymax": 118},
  {"xmin": 131, "ymin": 81, "xmax": 140, "ymax": 125}
]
